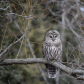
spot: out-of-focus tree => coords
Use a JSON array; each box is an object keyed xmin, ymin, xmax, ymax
[{"xmin": 0, "ymin": 0, "xmax": 84, "ymax": 84}]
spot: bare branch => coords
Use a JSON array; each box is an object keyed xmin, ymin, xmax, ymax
[
  {"xmin": 0, "ymin": 5, "xmax": 11, "ymax": 10},
  {"xmin": 5, "ymin": 13, "xmax": 35, "ymax": 19},
  {"xmin": 0, "ymin": 58, "xmax": 84, "ymax": 80},
  {"xmin": 0, "ymin": 34, "xmax": 24, "ymax": 57}
]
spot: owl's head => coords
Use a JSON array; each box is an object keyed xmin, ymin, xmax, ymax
[{"xmin": 44, "ymin": 30, "xmax": 60, "ymax": 42}]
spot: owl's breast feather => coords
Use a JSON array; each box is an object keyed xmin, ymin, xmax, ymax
[{"xmin": 51, "ymin": 46, "xmax": 56, "ymax": 50}]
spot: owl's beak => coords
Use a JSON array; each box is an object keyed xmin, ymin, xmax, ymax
[{"xmin": 52, "ymin": 39, "xmax": 55, "ymax": 41}]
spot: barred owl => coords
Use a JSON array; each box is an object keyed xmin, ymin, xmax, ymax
[{"xmin": 42, "ymin": 30, "xmax": 62, "ymax": 78}]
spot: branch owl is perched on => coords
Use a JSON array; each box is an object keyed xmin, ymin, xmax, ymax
[{"xmin": 42, "ymin": 30, "xmax": 62, "ymax": 78}]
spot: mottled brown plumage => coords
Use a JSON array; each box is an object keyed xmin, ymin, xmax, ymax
[{"xmin": 42, "ymin": 30, "xmax": 62, "ymax": 78}]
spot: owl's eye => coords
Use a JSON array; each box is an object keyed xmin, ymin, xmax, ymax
[
  {"xmin": 50, "ymin": 36, "xmax": 52, "ymax": 38},
  {"xmin": 55, "ymin": 35, "xmax": 57, "ymax": 38}
]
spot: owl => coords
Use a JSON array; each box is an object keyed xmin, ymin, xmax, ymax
[{"xmin": 42, "ymin": 30, "xmax": 62, "ymax": 78}]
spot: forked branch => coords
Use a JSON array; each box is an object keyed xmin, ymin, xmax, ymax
[{"xmin": 0, "ymin": 58, "xmax": 84, "ymax": 80}]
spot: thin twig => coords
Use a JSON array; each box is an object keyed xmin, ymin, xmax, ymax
[{"xmin": 0, "ymin": 34, "xmax": 24, "ymax": 57}]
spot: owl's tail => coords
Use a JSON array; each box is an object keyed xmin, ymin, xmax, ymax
[{"xmin": 47, "ymin": 65, "xmax": 59, "ymax": 78}]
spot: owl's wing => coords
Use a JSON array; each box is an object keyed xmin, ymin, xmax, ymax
[
  {"xmin": 42, "ymin": 41, "xmax": 49, "ymax": 68},
  {"xmin": 60, "ymin": 44, "xmax": 62, "ymax": 62}
]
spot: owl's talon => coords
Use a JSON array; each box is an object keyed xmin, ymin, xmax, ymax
[
  {"xmin": 51, "ymin": 59, "xmax": 55, "ymax": 61},
  {"xmin": 53, "ymin": 60, "xmax": 56, "ymax": 62},
  {"xmin": 51, "ymin": 59, "xmax": 56, "ymax": 62}
]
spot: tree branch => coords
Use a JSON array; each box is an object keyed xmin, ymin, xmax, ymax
[
  {"xmin": 0, "ymin": 34, "xmax": 24, "ymax": 58},
  {"xmin": 0, "ymin": 58, "xmax": 84, "ymax": 80}
]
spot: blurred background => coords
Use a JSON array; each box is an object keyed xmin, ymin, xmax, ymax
[{"xmin": 0, "ymin": 0, "xmax": 84, "ymax": 84}]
